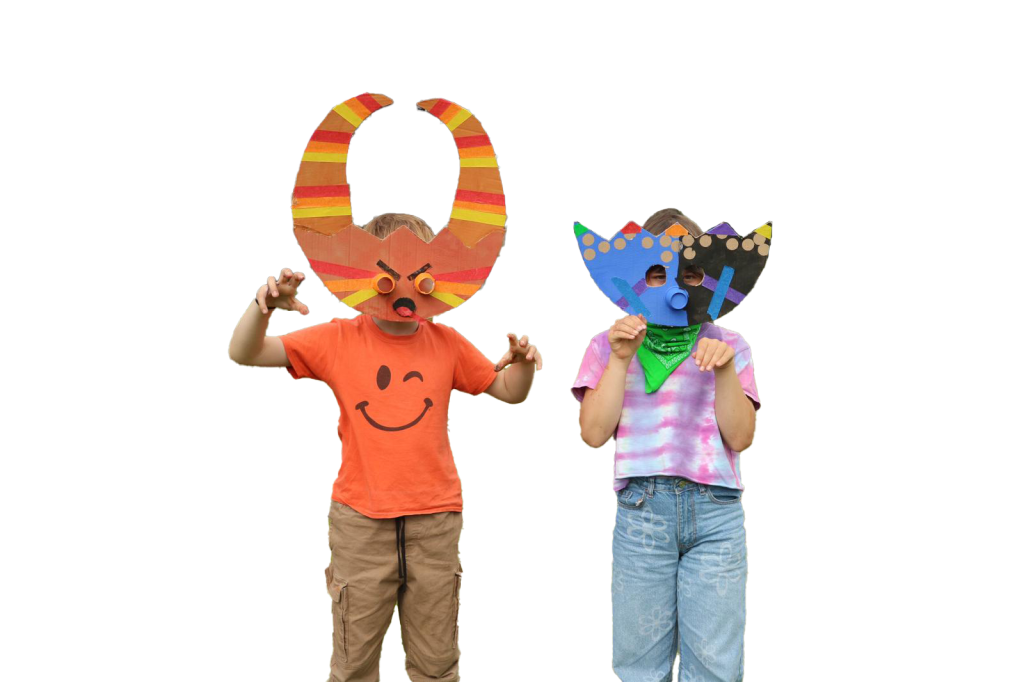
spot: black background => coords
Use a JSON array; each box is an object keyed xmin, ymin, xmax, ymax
[{"xmin": 211, "ymin": 87, "xmax": 786, "ymax": 675}]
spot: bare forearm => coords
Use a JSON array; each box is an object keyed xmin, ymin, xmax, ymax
[
  {"xmin": 714, "ymin": 362, "xmax": 756, "ymax": 451},
  {"xmin": 497, "ymin": 358, "xmax": 536, "ymax": 401},
  {"xmin": 580, "ymin": 356, "xmax": 630, "ymax": 447},
  {"xmin": 228, "ymin": 301, "xmax": 274, "ymax": 364}
]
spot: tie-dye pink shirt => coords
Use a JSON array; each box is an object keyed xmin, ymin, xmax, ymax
[{"xmin": 572, "ymin": 324, "xmax": 760, "ymax": 491}]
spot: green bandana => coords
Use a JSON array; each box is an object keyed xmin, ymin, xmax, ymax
[{"xmin": 635, "ymin": 323, "xmax": 702, "ymax": 393}]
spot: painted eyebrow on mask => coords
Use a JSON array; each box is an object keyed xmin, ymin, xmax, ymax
[
  {"xmin": 407, "ymin": 263, "xmax": 432, "ymax": 280},
  {"xmin": 403, "ymin": 371, "xmax": 423, "ymax": 382},
  {"xmin": 376, "ymin": 260, "xmax": 400, "ymax": 279}
]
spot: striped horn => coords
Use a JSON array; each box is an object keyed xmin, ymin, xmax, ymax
[
  {"xmin": 291, "ymin": 93, "xmax": 394, "ymax": 235},
  {"xmin": 417, "ymin": 98, "xmax": 505, "ymax": 247}
]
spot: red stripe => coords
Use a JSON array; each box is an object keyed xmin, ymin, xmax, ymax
[
  {"xmin": 429, "ymin": 99, "xmax": 452, "ymax": 116},
  {"xmin": 293, "ymin": 185, "xmax": 350, "ymax": 198},
  {"xmin": 310, "ymin": 130, "xmax": 352, "ymax": 144},
  {"xmin": 356, "ymin": 94, "xmax": 382, "ymax": 112},
  {"xmin": 454, "ymin": 134, "xmax": 491, "ymax": 149},
  {"xmin": 454, "ymin": 190, "xmax": 505, "ymax": 206},
  {"xmin": 308, "ymin": 260, "xmax": 375, "ymax": 278},
  {"xmin": 434, "ymin": 266, "xmax": 493, "ymax": 282}
]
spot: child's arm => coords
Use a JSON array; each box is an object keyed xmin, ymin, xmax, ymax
[
  {"xmin": 579, "ymin": 315, "xmax": 647, "ymax": 447},
  {"xmin": 692, "ymin": 338, "xmax": 757, "ymax": 451},
  {"xmin": 485, "ymin": 333, "xmax": 542, "ymax": 404},
  {"xmin": 228, "ymin": 268, "xmax": 310, "ymax": 367}
]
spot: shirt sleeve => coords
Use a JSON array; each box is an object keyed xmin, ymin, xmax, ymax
[
  {"xmin": 733, "ymin": 347, "xmax": 761, "ymax": 410},
  {"xmin": 280, "ymin": 321, "xmax": 339, "ymax": 382},
  {"xmin": 571, "ymin": 335, "xmax": 609, "ymax": 402},
  {"xmin": 451, "ymin": 330, "xmax": 497, "ymax": 395}
]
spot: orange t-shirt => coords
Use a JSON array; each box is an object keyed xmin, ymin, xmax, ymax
[{"xmin": 281, "ymin": 315, "xmax": 496, "ymax": 519}]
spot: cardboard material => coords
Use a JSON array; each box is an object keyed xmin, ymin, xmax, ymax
[
  {"xmin": 292, "ymin": 94, "xmax": 506, "ymax": 321},
  {"xmin": 574, "ymin": 220, "xmax": 772, "ymax": 326}
]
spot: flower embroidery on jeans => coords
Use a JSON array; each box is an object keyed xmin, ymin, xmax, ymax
[
  {"xmin": 697, "ymin": 638, "xmax": 716, "ymax": 668},
  {"xmin": 638, "ymin": 606, "xmax": 674, "ymax": 642},
  {"xmin": 626, "ymin": 507, "xmax": 670, "ymax": 551},
  {"xmin": 681, "ymin": 664, "xmax": 706, "ymax": 682},
  {"xmin": 612, "ymin": 566, "xmax": 625, "ymax": 595},
  {"xmin": 679, "ymin": 573, "xmax": 693, "ymax": 598},
  {"xmin": 698, "ymin": 542, "xmax": 743, "ymax": 596},
  {"xmin": 642, "ymin": 669, "xmax": 668, "ymax": 682}
]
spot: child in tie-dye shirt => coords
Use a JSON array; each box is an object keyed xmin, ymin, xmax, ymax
[{"xmin": 573, "ymin": 209, "xmax": 759, "ymax": 682}]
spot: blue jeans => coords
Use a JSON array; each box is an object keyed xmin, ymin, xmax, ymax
[{"xmin": 612, "ymin": 477, "xmax": 747, "ymax": 682}]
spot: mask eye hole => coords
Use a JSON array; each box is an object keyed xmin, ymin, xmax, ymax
[
  {"xmin": 373, "ymin": 273, "xmax": 396, "ymax": 294},
  {"xmin": 376, "ymin": 365, "xmax": 391, "ymax": 390},
  {"xmin": 414, "ymin": 272, "xmax": 436, "ymax": 295},
  {"xmin": 681, "ymin": 266, "xmax": 705, "ymax": 286},
  {"xmin": 645, "ymin": 265, "xmax": 667, "ymax": 287}
]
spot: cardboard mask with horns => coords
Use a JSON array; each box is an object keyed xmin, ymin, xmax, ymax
[
  {"xmin": 292, "ymin": 94, "xmax": 505, "ymax": 322},
  {"xmin": 573, "ymin": 219, "xmax": 773, "ymax": 326}
]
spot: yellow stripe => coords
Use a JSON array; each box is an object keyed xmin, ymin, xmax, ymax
[
  {"xmin": 434, "ymin": 281, "xmax": 481, "ymax": 296},
  {"xmin": 325, "ymin": 278, "xmax": 374, "ymax": 292},
  {"xmin": 459, "ymin": 157, "xmax": 498, "ymax": 168},
  {"xmin": 292, "ymin": 206, "xmax": 353, "ymax": 218},
  {"xmin": 302, "ymin": 152, "xmax": 348, "ymax": 163},
  {"xmin": 446, "ymin": 108, "xmax": 472, "ymax": 130},
  {"xmin": 333, "ymin": 103, "xmax": 364, "ymax": 128},
  {"xmin": 342, "ymin": 289, "xmax": 377, "ymax": 306},
  {"xmin": 430, "ymin": 290, "xmax": 465, "ymax": 307},
  {"xmin": 451, "ymin": 207, "xmax": 507, "ymax": 227}
]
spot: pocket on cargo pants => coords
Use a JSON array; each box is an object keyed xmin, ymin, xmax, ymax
[
  {"xmin": 452, "ymin": 567, "xmax": 463, "ymax": 649},
  {"xmin": 325, "ymin": 565, "xmax": 348, "ymax": 662}
]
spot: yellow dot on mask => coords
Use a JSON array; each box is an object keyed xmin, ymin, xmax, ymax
[
  {"xmin": 726, "ymin": 238, "xmax": 739, "ymax": 251},
  {"xmin": 598, "ymin": 241, "xmax": 610, "ymax": 253},
  {"xmin": 584, "ymin": 248, "xmax": 596, "ymax": 260},
  {"xmin": 661, "ymin": 251, "xmax": 673, "ymax": 263},
  {"xmin": 582, "ymin": 233, "xmax": 595, "ymax": 246},
  {"xmin": 642, "ymin": 237, "xmax": 654, "ymax": 248},
  {"xmin": 659, "ymin": 234, "xmax": 672, "ymax": 247},
  {"xmin": 742, "ymin": 239, "xmax": 754, "ymax": 251},
  {"xmin": 614, "ymin": 238, "xmax": 627, "ymax": 250}
]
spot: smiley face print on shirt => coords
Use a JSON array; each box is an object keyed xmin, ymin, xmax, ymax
[{"xmin": 355, "ymin": 363, "xmax": 434, "ymax": 432}]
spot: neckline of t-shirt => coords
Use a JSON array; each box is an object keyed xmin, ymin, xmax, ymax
[{"xmin": 360, "ymin": 314, "xmax": 427, "ymax": 343}]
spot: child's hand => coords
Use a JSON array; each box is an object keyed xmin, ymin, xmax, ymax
[
  {"xmin": 256, "ymin": 268, "xmax": 310, "ymax": 315},
  {"xmin": 692, "ymin": 337, "xmax": 735, "ymax": 372},
  {"xmin": 608, "ymin": 315, "xmax": 647, "ymax": 361},
  {"xmin": 494, "ymin": 333, "xmax": 543, "ymax": 371}
]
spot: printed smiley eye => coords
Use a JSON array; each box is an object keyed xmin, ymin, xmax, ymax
[
  {"xmin": 403, "ymin": 371, "xmax": 424, "ymax": 382},
  {"xmin": 376, "ymin": 365, "xmax": 391, "ymax": 390}
]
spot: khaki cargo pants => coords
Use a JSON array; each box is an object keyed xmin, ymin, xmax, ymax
[{"xmin": 326, "ymin": 501, "xmax": 463, "ymax": 682}]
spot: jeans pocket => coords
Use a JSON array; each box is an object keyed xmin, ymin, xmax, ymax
[
  {"xmin": 452, "ymin": 567, "xmax": 463, "ymax": 650},
  {"xmin": 705, "ymin": 485, "xmax": 743, "ymax": 505},
  {"xmin": 616, "ymin": 481, "xmax": 647, "ymax": 509},
  {"xmin": 325, "ymin": 565, "xmax": 348, "ymax": 661}
]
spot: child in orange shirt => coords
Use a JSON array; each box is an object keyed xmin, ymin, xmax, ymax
[{"xmin": 229, "ymin": 96, "xmax": 540, "ymax": 682}]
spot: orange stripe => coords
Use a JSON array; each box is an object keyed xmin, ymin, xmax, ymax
[
  {"xmin": 453, "ymin": 200, "xmax": 505, "ymax": 215},
  {"xmin": 457, "ymin": 145, "xmax": 495, "ymax": 159},
  {"xmin": 326, "ymin": 278, "xmax": 375, "ymax": 292},
  {"xmin": 305, "ymin": 141, "xmax": 349, "ymax": 154},
  {"xmin": 346, "ymin": 98, "xmax": 371, "ymax": 120},
  {"xmin": 294, "ymin": 196, "xmax": 352, "ymax": 208},
  {"xmin": 438, "ymin": 105, "xmax": 458, "ymax": 124},
  {"xmin": 434, "ymin": 281, "xmax": 481, "ymax": 296}
]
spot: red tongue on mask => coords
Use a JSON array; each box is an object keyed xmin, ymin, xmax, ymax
[{"xmin": 396, "ymin": 306, "xmax": 425, "ymax": 323}]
